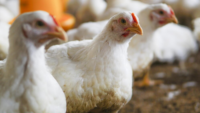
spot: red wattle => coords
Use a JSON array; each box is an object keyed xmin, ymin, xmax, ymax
[
  {"xmin": 122, "ymin": 32, "xmax": 130, "ymax": 37},
  {"xmin": 159, "ymin": 21, "xmax": 165, "ymax": 24}
]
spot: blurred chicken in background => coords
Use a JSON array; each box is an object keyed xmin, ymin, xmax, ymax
[
  {"xmin": 0, "ymin": 0, "xmax": 19, "ymax": 23},
  {"xmin": 135, "ymin": 0, "xmax": 200, "ymax": 28},
  {"xmin": 67, "ymin": 0, "xmax": 107, "ymax": 26}
]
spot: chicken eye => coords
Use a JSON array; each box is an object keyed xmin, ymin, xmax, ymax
[
  {"xmin": 159, "ymin": 10, "xmax": 164, "ymax": 15},
  {"xmin": 36, "ymin": 21, "xmax": 45, "ymax": 27},
  {"xmin": 120, "ymin": 19, "xmax": 126, "ymax": 24}
]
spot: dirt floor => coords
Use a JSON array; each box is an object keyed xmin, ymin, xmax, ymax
[{"xmin": 119, "ymin": 50, "xmax": 200, "ymax": 113}]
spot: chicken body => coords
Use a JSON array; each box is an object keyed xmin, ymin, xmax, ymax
[
  {"xmin": 46, "ymin": 12, "xmax": 142, "ymax": 112},
  {"xmin": 153, "ymin": 23, "xmax": 198, "ymax": 63},
  {"xmin": 128, "ymin": 27, "xmax": 154, "ymax": 76},
  {"xmin": 47, "ymin": 40, "xmax": 132, "ymax": 112}
]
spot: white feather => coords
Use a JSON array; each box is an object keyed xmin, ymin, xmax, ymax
[{"xmin": 67, "ymin": 20, "xmax": 107, "ymax": 41}]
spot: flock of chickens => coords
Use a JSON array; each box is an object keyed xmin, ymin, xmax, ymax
[{"xmin": 0, "ymin": 0, "xmax": 200, "ymax": 113}]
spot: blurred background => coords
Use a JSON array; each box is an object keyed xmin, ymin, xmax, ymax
[{"xmin": 0, "ymin": 0, "xmax": 200, "ymax": 112}]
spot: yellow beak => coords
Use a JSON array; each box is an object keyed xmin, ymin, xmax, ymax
[
  {"xmin": 125, "ymin": 23, "xmax": 143, "ymax": 35},
  {"xmin": 39, "ymin": 26, "xmax": 67, "ymax": 43},
  {"xmin": 166, "ymin": 15, "xmax": 178, "ymax": 24}
]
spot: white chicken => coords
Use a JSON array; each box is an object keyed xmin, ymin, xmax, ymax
[
  {"xmin": 0, "ymin": 21, "xmax": 10, "ymax": 60},
  {"xmin": 46, "ymin": 12, "xmax": 143, "ymax": 112},
  {"xmin": 193, "ymin": 18, "xmax": 200, "ymax": 42},
  {"xmin": 133, "ymin": 0, "xmax": 199, "ymax": 64},
  {"xmin": 153, "ymin": 23, "xmax": 198, "ymax": 63},
  {"xmin": 0, "ymin": 11, "xmax": 66, "ymax": 113},
  {"xmin": 127, "ymin": 4, "xmax": 177, "ymax": 87}
]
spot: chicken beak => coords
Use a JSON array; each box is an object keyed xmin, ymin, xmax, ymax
[
  {"xmin": 166, "ymin": 15, "xmax": 178, "ymax": 24},
  {"xmin": 125, "ymin": 23, "xmax": 143, "ymax": 35},
  {"xmin": 39, "ymin": 26, "xmax": 67, "ymax": 43}
]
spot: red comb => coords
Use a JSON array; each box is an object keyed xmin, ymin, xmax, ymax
[
  {"xmin": 50, "ymin": 14, "xmax": 59, "ymax": 26},
  {"xmin": 131, "ymin": 13, "xmax": 138, "ymax": 24}
]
